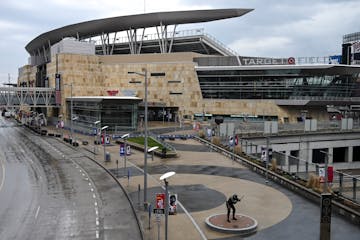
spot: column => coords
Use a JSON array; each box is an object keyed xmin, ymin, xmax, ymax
[
  {"xmin": 308, "ymin": 144, "xmax": 313, "ymax": 164},
  {"xmin": 285, "ymin": 150, "xmax": 290, "ymax": 167},
  {"xmin": 348, "ymin": 146, "xmax": 353, "ymax": 163},
  {"xmin": 328, "ymin": 148, "xmax": 333, "ymax": 164}
]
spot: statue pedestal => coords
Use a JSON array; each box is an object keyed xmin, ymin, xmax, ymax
[{"xmin": 205, "ymin": 213, "xmax": 257, "ymax": 235}]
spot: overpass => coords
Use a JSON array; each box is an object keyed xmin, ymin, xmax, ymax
[{"xmin": 0, "ymin": 87, "xmax": 56, "ymax": 108}]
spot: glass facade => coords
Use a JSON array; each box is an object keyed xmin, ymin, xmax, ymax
[
  {"xmin": 67, "ymin": 98, "xmax": 139, "ymax": 133},
  {"xmin": 197, "ymin": 67, "xmax": 360, "ymax": 100}
]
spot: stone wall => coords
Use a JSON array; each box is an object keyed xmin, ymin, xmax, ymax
[{"xmin": 17, "ymin": 52, "xmax": 330, "ymax": 123}]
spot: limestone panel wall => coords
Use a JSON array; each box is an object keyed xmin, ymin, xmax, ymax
[
  {"xmin": 17, "ymin": 52, "xmax": 331, "ymax": 123},
  {"xmin": 47, "ymin": 53, "xmax": 104, "ymax": 118},
  {"xmin": 18, "ymin": 65, "xmax": 37, "ymax": 86}
]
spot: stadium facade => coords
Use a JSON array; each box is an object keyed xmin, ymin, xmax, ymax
[{"xmin": 18, "ymin": 9, "xmax": 360, "ymax": 130}]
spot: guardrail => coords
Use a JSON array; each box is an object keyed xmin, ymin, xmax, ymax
[{"xmin": 194, "ymin": 136, "xmax": 360, "ymax": 225}]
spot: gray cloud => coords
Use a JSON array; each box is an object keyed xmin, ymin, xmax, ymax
[{"xmin": 0, "ymin": 0, "xmax": 358, "ymax": 84}]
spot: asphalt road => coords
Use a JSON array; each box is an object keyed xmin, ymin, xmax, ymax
[{"xmin": 0, "ymin": 117, "xmax": 142, "ymax": 240}]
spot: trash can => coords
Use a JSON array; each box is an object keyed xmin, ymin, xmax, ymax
[{"xmin": 105, "ymin": 152, "xmax": 111, "ymax": 162}]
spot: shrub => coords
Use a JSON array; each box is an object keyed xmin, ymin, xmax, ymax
[
  {"xmin": 212, "ymin": 137, "xmax": 220, "ymax": 146},
  {"xmin": 198, "ymin": 130, "xmax": 205, "ymax": 138}
]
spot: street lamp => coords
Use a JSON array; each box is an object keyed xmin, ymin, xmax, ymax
[
  {"xmin": 72, "ymin": 115, "xmax": 79, "ymax": 144},
  {"xmin": 101, "ymin": 126, "xmax": 109, "ymax": 162},
  {"xmin": 148, "ymin": 146, "xmax": 159, "ymax": 161},
  {"xmin": 121, "ymin": 133, "xmax": 130, "ymax": 177},
  {"xmin": 93, "ymin": 120, "xmax": 101, "ymax": 158},
  {"xmin": 64, "ymin": 83, "xmax": 74, "ymax": 141},
  {"xmin": 58, "ymin": 114, "xmax": 63, "ymax": 137},
  {"xmin": 94, "ymin": 120, "xmax": 101, "ymax": 144},
  {"xmin": 160, "ymin": 171, "xmax": 176, "ymax": 240},
  {"xmin": 128, "ymin": 69, "xmax": 149, "ymax": 209}
]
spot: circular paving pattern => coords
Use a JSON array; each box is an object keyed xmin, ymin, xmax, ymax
[
  {"xmin": 205, "ymin": 213, "xmax": 258, "ymax": 235},
  {"xmin": 132, "ymin": 184, "xmax": 227, "ymax": 212}
]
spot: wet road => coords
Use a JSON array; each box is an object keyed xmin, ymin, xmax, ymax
[{"xmin": 0, "ymin": 117, "xmax": 142, "ymax": 240}]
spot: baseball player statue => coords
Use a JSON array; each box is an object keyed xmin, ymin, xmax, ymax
[{"xmin": 226, "ymin": 194, "xmax": 241, "ymax": 222}]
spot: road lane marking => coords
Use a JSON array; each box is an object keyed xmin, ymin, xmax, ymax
[
  {"xmin": 93, "ymin": 193, "xmax": 96, "ymax": 199},
  {"xmin": 35, "ymin": 206, "xmax": 40, "ymax": 219},
  {"xmin": 94, "ymin": 201, "xmax": 98, "ymax": 207},
  {"xmin": 96, "ymin": 230, "xmax": 99, "ymax": 239}
]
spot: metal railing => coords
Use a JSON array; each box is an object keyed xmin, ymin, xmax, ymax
[
  {"xmin": 240, "ymin": 139, "xmax": 360, "ymax": 204},
  {"xmin": 92, "ymin": 28, "xmax": 238, "ymax": 56},
  {"xmin": 218, "ymin": 120, "xmax": 360, "ymax": 135}
]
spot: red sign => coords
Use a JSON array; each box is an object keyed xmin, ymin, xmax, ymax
[
  {"xmin": 319, "ymin": 166, "xmax": 333, "ymax": 183},
  {"xmin": 107, "ymin": 90, "xmax": 119, "ymax": 96},
  {"xmin": 327, "ymin": 166, "xmax": 333, "ymax": 183},
  {"xmin": 156, "ymin": 193, "xmax": 165, "ymax": 209}
]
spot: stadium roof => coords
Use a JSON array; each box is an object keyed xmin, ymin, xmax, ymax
[{"xmin": 25, "ymin": 8, "xmax": 253, "ymax": 54}]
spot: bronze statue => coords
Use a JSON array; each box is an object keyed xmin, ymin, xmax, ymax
[{"xmin": 226, "ymin": 194, "xmax": 241, "ymax": 222}]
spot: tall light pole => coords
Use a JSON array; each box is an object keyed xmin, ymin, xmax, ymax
[
  {"xmin": 128, "ymin": 69, "xmax": 149, "ymax": 209},
  {"xmin": 94, "ymin": 120, "xmax": 101, "ymax": 158},
  {"xmin": 121, "ymin": 133, "xmax": 130, "ymax": 177},
  {"xmin": 58, "ymin": 114, "xmax": 63, "ymax": 137},
  {"xmin": 160, "ymin": 171, "xmax": 176, "ymax": 240},
  {"xmin": 101, "ymin": 126, "xmax": 109, "ymax": 162},
  {"xmin": 64, "ymin": 83, "xmax": 74, "ymax": 141}
]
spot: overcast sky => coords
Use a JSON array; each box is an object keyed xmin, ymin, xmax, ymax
[{"xmin": 0, "ymin": 0, "xmax": 359, "ymax": 84}]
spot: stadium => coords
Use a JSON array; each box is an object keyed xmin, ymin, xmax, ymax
[{"xmin": 17, "ymin": 8, "xmax": 360, "ymax": 131}]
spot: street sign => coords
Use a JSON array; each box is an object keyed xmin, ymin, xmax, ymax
[{"xmin": 153, "ymin": 208, "xmax": 165, "ymax": 214}]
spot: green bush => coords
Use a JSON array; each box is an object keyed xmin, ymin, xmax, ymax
[{"xmin": 128, "ymin": 137, "xmax": 166, "ymax": 151}]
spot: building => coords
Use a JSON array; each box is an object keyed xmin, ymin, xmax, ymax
[
  {"xmin": 18, "ymin": 9, "xmax": 360, "ymax": 130},
  {"xmin": 342, "ymin": 31, "xmax": 360, "ymax": 65}
]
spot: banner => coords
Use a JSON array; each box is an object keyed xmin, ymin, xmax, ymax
[{"xmin": 156, "ymin": 193, "xmax": 165, "ymax": 209}]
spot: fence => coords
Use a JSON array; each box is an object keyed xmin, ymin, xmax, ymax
[{"xmin": 240, "ymin": 139, "xmax": 360, "ymax": 204}]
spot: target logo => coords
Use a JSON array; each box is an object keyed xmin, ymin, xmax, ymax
[{"xmin": 288, "ymin": 57, "xmax": 296, "ymax": 64}]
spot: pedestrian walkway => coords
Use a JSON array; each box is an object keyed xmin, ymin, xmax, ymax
[{"xmin": 45, "ymin": 124, "xmax": 360, "ymax": 240}]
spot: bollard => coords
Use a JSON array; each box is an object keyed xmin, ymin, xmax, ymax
[
  {"xmin": 127, "ymin": 169, "xmax": 131, "ymax": 186},
  {"xmin": 138, "ymin": 184, "xmax": 141, "ymax": 207},
  {"xmin": 116, "ymin": 159, "xmax": 119, "ymax": 178},
  {"xmin": 148, "ymin": 203, "xmax": 152, "ymax": 229}
]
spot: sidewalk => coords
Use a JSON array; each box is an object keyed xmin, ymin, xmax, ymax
[
  {"xmin": 45, "ymin": 125, "xmax": 295, "ymax": 240},
  {"xmin": 39, "ymin": 122, "xmax": 360, "ymax": 240}
]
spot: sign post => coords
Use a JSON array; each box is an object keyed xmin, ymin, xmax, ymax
[
  {"xmin": 154, "ymin": 193, "xmax": 165, "ymax": 240},
  {"xmin": 320, "ymin": 193, "xmax": 332, "ymax": 240}
]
